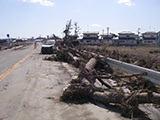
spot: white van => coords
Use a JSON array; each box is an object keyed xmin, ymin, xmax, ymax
[{"xmin": 41, "ymin": 40, "xmax": 56, "ymax": 54}]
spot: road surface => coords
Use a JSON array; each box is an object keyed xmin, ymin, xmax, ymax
[
  {"xmin": 0, "ymin": 43, "xmax": 34, "ymax": 74},
  {"xmin": 0, "ymin": 43, "xmax": 159, "ymax": 120}
]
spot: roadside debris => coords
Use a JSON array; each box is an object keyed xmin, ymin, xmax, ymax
[{"xmin": 44, "ymin": 43, "xmax": 160, "ymax": 118}]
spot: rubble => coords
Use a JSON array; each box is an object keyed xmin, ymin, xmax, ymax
[{"xmin": 44, "ymin": 43, "xmax": 160, "ymax": 118}]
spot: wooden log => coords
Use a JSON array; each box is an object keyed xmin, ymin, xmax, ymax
[
  {"xmin": 77, "ymin": 58, "xmax": 97, "ymax": 84},
  {"xmin": 137, "ymin": 92, "xmax": 160, "ymax": 104},
  {"xmin": 68, "ymin": 52, "xmax": 74, "ymax": 61},
  {"xmin": 85, "ymin": 58, "xmax": 97, "ymax": 71},
  {"xmin": 94, "ymin": 72, "xmax": 147, "ymax": 79},
  {"xmin": 69, "ymin": 47, "xmax": 85, "ymax": 58},
  {"xmin": 61, "ymin": 55, "xmax": 160, "ymax": 117},
  {"xmin": 79, "ymin": 58, "xmax": 114, "ymax": 88},
  {"xmin": 78, "ymin": 58, "xmax": 160, "ymax": 106},
  {"xmin": 90, "ymin": 91, "xmax": 160, "ymax": 105}
]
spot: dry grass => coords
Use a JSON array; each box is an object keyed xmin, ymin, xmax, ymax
[{"xmin": 80, "ymin": 45, "xmax": 160, "ymax": 72}]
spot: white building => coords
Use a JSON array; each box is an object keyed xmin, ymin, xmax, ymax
[
  {"xmin": 100, "ymin": 33, "xmax": 115, "ymax": 44},
  {"xmin": 79, "ymin": 32, "xmax": 103, "ymax": 45},
  {"xmin": 110, "ymin": 37, "xmax": 119, "ymax": 46},
  {"xmin": 141, "ymin": 31, "xmax": 157, "ymax": 45},
  {"xmin": 100, "ymin": 33, "xmax": 114, "ymax": 40},
  {"xmin": 118, "ymin": 31, "xmax": 137, "ymax": 46}
]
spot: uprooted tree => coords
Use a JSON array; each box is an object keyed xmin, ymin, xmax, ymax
[
  {"xmin": 44, "ymin": 40, "xmax": 160, "ymax": 118},
  {"xmin": 60, "ymin": 57, "xmax": 160, "ymax": 117},
  {"xmin": 63, "ymin": 19, "xmax": 80, "ymax": 42},
  {"xmin": 63, "ymin": 19, "xmax": 72, "ymax": 41},
  {"xmin": 74, "ymin": 22, "xmax": 80, "ymax": 38}
]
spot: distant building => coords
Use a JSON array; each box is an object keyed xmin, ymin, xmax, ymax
[
  {"xmin": 83, "ymin": 32, "xmax": 99, "ymax": 40},
  {"xmin": 118, "ymin": 31, "xmax": 136, "ymax": 40},
  {"xmin": 141, "ymin": 31, "xmax": 157, "ymax": 45},
  {"xmin": 15, "ymin": 39, "xmax": 23, "ymax": 43},
  {"xmin": 110, "ymin": 37, "xmax": 119, "ymax": 46},
  {"xmin": 79, "ymin": 32, "xmax": 103, "ymax": 45},
  {"xmin": 100, "ymin": 33, "xmax": 114, "ymax": 40},
  {"xmin": 118, "ymin": 31, "xmax": 137, "ymax": 46},
  {"xmin": 0, "ymin": 39, "xmax": 7, "ymax": 44},
  {"xmin": 100, "ymin": 33, "xmax": 118, "ymax": 45},
  {"xmin": 78, "ymin": 30, "xmax": 159, "ymax": 46},
  {"xmin": 142, "ymin": 31, "xmax": 157, "ymax": 39}
]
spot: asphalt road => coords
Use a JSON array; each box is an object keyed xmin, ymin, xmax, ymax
[
  {"xmin": 0, "ymin": 43, "xmax": 159, "ymax": 120},
  {"xmin": 0, "ymin": 43, "xmax": 34, "ymax": 74}
]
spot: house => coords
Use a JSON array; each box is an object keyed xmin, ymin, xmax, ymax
[
  {"xmin": 141, "ymin": 31, "xmax": 157, "ymax": 45},
  {"xmin": 118, "ymin": 31, "xmax": 137, "ymax": 46},
  {"xmin": 101, "ymin": 33, "xmax": 113, "ymax": 40},
  {"xmin": 100, "ymin": 33, "xmax": 119, "ymax": 45},
  {"xmin": 100, "ymin": 33, "xmax": 114, "ymax": 44},
  {"xmin": 78, "ymin": 30, "xmax": 159, "ymax": 46},
  {"xmin": 110, "ymin": 37, "xmax": 119, "ymax": 46},
  {"xmin": 79, "ymin": 32, "xmax": 103, "ymax": 45}
]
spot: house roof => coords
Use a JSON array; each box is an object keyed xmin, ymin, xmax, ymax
[
  {"xmin": 118, "ymin": 31, "xmax": 135, "ymax": 35},
  {"xmin": 83, "ymin": 32, "xmax": 99, "ymax": 35},
  {"xmin": 100, "ymin": 33, "xmax": 113, "ymax": 36},
  {"xmin": 142, "ymin": 31, "xmax": 156, "ymax": 35},
  {"xmin": 77, "ymin": 36, "xmax": 83, "ymax": 40},
  {"xmin": 100, "ymin": 33, "xmax": 118, "ymax": 37}
]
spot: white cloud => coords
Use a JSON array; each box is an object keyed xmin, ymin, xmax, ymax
[
  {"xmin": 22, "ymin": 0, "xmax": 54, "ymax": 6},
  {"xmin": 91, "ymin": 24, "xmax": 102, "ymax": 27},
  {"xmin": 116, "ymin": 0, "xmax": 135, "ymax": 6}
]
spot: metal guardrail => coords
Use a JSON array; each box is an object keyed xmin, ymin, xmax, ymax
[{"xmin": 106, "ymin": 57, "xmax": 160, "ymax": 85}]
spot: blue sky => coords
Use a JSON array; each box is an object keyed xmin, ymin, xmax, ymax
[{"xmin": 0, "ymin": 0, "xmax": 160, "ymax": 38}]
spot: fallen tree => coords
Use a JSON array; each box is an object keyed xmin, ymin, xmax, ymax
[
  {"xmin": 60, "ymin": 57, "xmax": 160, "ymax": 117},
  {"xmin": 44, "ymin": 43, "xmax": 160, "ymax": 118}
]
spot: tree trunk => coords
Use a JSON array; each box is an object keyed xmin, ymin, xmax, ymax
[
  {"xmin": 85, "ymin": 58, "xmax": 97, "ymax": 71},
  {"xmin": 61, "ymin": 57, "xmax": 160, "ymax": 117},
  {"xmin": 90, "ymin": 91, "xmax": 160, "ymax": 105},
  {"xmin": 77, "ymin": 58, "xmax": 160, "ymax": 105}
]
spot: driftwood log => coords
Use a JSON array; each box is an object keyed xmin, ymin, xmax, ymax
[
  {"xmin": 60, "ymin": 57, "xmax": 160, "ymax": 117},
  {"xmin": 94, "ymin": 72, "xmax": 147, "ymax": 79},
  {"xmin": 45, "ymin": 43, "xmax": 160, "ymax": 118},
  {"xmin": 80, "ymin": 58, "xmax": 160, "ymax": 105}
]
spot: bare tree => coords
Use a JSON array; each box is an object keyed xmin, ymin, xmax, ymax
[
  {"xmin": 74, "ymin": 22, "xmax": 80, "ymax": 37},
  {"xmin": 63, "ymin": 19, "xmax": 72, "ymax": 41}
]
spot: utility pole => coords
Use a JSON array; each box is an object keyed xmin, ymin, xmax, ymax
[
  {"xmin": 137, "ymin": 28, "xmax": 141, "ymax": 45},
  {"xmin": 102, "ymin": 29, "xmax": 104, "ymax": 35},
  {"xmin": 156, "ymin": 31, "xmax": 160, "ymax": 46},
  {"xmin": 107, "ymin": 27, "xmax": 109, "ymax": 35},
  {"xmin": 137, "ymin": 28, "xmax": 140, "ymax": 36}
]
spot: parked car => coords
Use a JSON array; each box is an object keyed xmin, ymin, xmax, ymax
[{"xmin": 41, "ymin": 40, "xmax": 56, "ymax": 54}]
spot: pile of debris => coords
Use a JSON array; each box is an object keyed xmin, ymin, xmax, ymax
[{"xmin": 44, "ymin": 43, "xmax": 160, "ymax": 118}]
